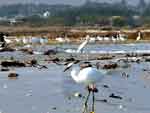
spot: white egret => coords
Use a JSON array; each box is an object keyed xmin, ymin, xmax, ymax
[
  {"xmin": 64, "ymin": 36, "xmax": 108, "ymax": 113},
  {"xmin": 55, "ymin": 37, "xmax": 65, "ymax": 43},
  {"xmin": 111, "ymin": 36, "xmax": 117, "ymax": 42},
  {"xmin": 136, "ymin": 31, "xmax": 141, "ymax": 41},
  {"xmin": 89, "ymin": 37, "xmax": 96, "ymax": 43},
  {"xmin": 97, "ymin": 36, "xmax": 103, "ymax": 41},
  {"xmin": 3, "ymin": 36, "xmax": 12, "ymax": 44},
  {"xmin": 76, "ymin": 35, "xmax": 90, "ymax": 53},
  {"xmin": 0, "ymin": 33, "xmax": 12, "ymax": 47},
  {"xmin": 103, "ymin": 36, "xmax": 110, "ymax": 41},
  {"xmin": 118, "ymin": 31, "xmax": 126, "ymax": 41},
  {"xmin": 22, "ymin": 37, "xmax": 29, "ymax": 44},
  {"xmin": 64, "ymin": 60, "xmax": 107, "ymax": 113}
]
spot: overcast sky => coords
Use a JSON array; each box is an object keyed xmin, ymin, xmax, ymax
[{"xmin": 0, "ymin": 0, "xmax": 148, "ymax": 6}]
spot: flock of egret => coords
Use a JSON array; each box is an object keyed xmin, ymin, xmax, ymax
[
  {"xmin": 21, "ymin": 37, "xmax": 48, "ymax": 45},
  {"xmin": 88, "ymin": 33, "xmax": 127, "ymax": 43},
  {"xmin": 0, "ymin": 33, "xmax": 49, "ymax": 48},
  {"xmin": 56, "ymin": 33, "xmax": 127, "ymax": 44},
  {"xmin": 0, "ymin": 30, "xmax": 143, "ymax": 48}
]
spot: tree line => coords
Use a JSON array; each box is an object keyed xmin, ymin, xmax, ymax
[{"xmin": 0, "ymin": 0, "xmax": 150, "ymax": 27}]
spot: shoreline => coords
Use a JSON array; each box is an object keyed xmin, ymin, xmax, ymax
[{"xmin": 0, "ymin": 26, "xmax": 150, "ymax": 40}]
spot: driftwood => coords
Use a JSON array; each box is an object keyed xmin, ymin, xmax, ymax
[
  {"xmin": 102, "ymin": 63, "xmax": 118, "ymax": 69},
  {"xmin": 44, "ymin": 49, "xmax": 57, "ymax": 55},
  {"xmin": 0, "ymin": 47, "xmax": 15, "ymax": 52},
  {"xmin": 8, "ymin": 72, "xmax": 19, "ymax": 79},
  {"xmin": 19, "ymin": 48, "xmax": 33, "ymax": 54},
  {"xmin": 109, "ymin": 93, "xmax": 122, "ymax": 100},
  {"xmin": 1, "ymin": 61, "xmax": 26, "ymax": 67},
  {"xmin": 25, "ymin": 59, "xmax": 48, "ymax": 69},
  {"xmin": 0, "ymin": 68, "xmax": 9, "ymax": 71}
]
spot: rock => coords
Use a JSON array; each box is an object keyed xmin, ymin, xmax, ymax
[
  {"xmin": 1, "ymin": 61, "xmax": 26, "ymax": 67},
  {"xmin": 122, "ymin": 72, "xmax": 129, "ymax": 78},
  {"xmin": 97, "ymin": 56, "xmax": 114, "ymax": 60},
  {"xmin": 44, "ymin": 49, "xmax": 57, "ymax": 55},
  {"xmin": 20, "ymin": 48, "xmax": 33, "ymax": 54},
  {"xmin": 96, "ymin": 99, "xmax": 108, "ymax": 103},
  {"xmin": 38, "ymin": 65, "xmax": 48, "ymax": 69},
  {"xmin": 25, "ymin": 59, "xmax": 37, "ymax": 66},
  {"xmin": 109, "ymin": 93, "xmax": 122, "ymax": 100},
  {"xmin": 102, "ymin": 63, "xmax": 118, "ymax": 69},
  {"xmin": 52, "ymin": 58, "xmax": 60, "ymax": 63},
  {"xmin": 64, "ymin": 57, "xmax": 76, "ymax": 62},
  {"xmin": 1, "ymin": 68, "xmax": 9, "ymax": 71},
  {"xmin": 52, "ymin": 107, "xmax": 57, "ymax": 110},
  {"xmin": 46, "ymin": 57, "xmax": 62, "ymax": 65},
  {"xmin": 74, "ymin": 92, "xmax": 82, "ymax": 98},
  {"xmin": 80, "ymin": 62, "xmax": 92, "ymax": 70},
  {"xmin": 30, "ymin": 59, "xmax": 37, "ymax": 65},
  {"xmin": 8, "ymin": 72, "xmax": 19, "ymax": 78},
  {"xmin": 0, "ymin": 47, "xmax": 15, "ymax": 52},
  {"xmin": 145, "ymin": 58, "xmax": 150, "ymax": 62},
  {"xmin": 102, "ymin": 84, "xmax": 109, "ymax": 88}
]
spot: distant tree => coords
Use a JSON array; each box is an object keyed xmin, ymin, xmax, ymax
[
  {"xmin": 121, "ymin": 0, "xmax": 127, "ymax": 7},
  {"xmin": 138, "ymin": 0, "xmax": 146, "ymax": 13},
  {"xmin": 112, "ymin": 16, "xmax": 127, "ymax": 27}
]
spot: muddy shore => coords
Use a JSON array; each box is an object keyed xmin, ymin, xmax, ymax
[{"xmin": 0, "ymin": 26, "xmax": 150, "ymax": 40}]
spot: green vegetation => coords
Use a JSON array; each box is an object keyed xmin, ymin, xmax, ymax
[{"xmin": 0, "ymin": 0, "xmax": 150, "ymax": 27}]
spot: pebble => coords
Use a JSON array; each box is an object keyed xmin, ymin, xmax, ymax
[
  {"xmin": 109, "ymin": 93, "xmax": 123, "ymax": 100},
  {"xmin": 118, "ymin": 105, "xmax": 123, "ymax": 109},
  {"xmin": 52, "ymin": 107, "xmax": 57, "ymax": 110},
  {"xmin": 102, "ymin": 84, "xmax": 109, "ymax": 88},
  {"xmin": 74, "ymin": 92, "xmax": 82, "ymax": 98},
  {"xmin": 96, "ymin": 99, "xmax": 108, "ymax": 103},
  {"xmin": 8, "ymin": 72, "xmax": 19, "ymax": 79},
  {"xmin": 1, "ymin": 68, "xmax": 9, "ymax": 71}
]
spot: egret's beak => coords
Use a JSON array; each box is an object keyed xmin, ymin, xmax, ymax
[
  {"xmin": 63, "ymin": 66, "xmax": 71, "ymax": 72},
  {"xmin": 63, "ymin": 62, "xmax": 74, "ymax": 72}
]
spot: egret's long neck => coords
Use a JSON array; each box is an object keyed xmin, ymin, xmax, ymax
[
  {"xmin": 70, "ymin": 67, "xmax": 80, "ymax": 82},
  {"xmin": 138, "ymin": 32, "xmax": 141, "ymax": 37},
  {"xmin": 76, "ymin": 38, "xmax": 89, "ymax": 53}
]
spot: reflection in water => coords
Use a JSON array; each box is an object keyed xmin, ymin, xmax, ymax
[{"xmin": 61, "ymin": 72, "xmax": 85, "ymax": 98}]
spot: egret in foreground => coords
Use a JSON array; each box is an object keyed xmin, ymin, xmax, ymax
[
  {"xmin": 64, "ymin": 37, "xmax": 107, "ymax": 113},
  {"xmin": 64, "ymin": 61, "xmax": 106, "ymax": 113}
]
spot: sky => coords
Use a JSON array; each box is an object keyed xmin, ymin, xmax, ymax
[{"xmin": 0, "ymin": 0, "xmax": 148, "ymax": 6}]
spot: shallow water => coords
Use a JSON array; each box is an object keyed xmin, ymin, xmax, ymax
[
  {"xmin": 61, "ymin": 43, "xmax": 150, "ymax": 54},
  {"xmin": 0, "ymin": 43, "xmax": 150, "ymax": 113},
  {"xmin": 0, "ymin": 63, "xmax": 150, "ymax": 113}
]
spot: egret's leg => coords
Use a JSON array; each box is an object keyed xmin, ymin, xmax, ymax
[
  {"xmin": 92, "ymin": 91, "xmax": 95, "ymax": 113},
  {"xmin": 82, "ymin": 90, "xmax": 91, "ymax": 113}
]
